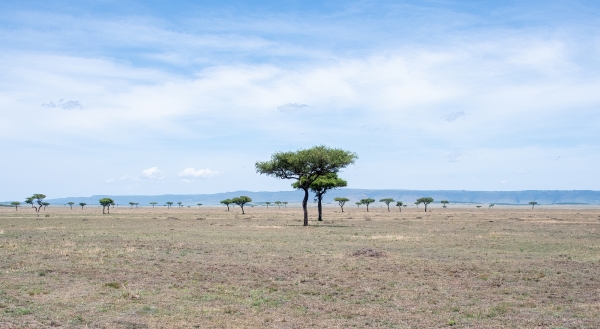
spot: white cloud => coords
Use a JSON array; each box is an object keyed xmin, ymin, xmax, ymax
[
  {"xmin": 178, "ymin": 168, "xmax": 221, "ymax": 179},
  {"xmin": 277, "ymin": 103, "xmax": 310, "ymax": 112},
  {"xmin": 140, "ymin": 167, "xmax": 165, "ymax": 179},
  {"xmin": 443, "ymin": 111, "xmax": 466, "ymax": 122},
  {"xmin": 42, "ymin": 99, "xmax": 85, "ymax": 110}
]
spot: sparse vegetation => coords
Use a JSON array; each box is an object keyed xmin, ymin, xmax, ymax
[
  {"xmin": 334, "ymin": 197, "xmax": 350, "ymax": 212},
  {"xmin": 25, "ymin": 194, "xmax": 46, "ymax": 217},
  {"xmin": 529, "ymin": 201, "xmax": 538, "ymax": 209},
  {"xmin": 359, "ymin": 198, "xmax": 375, "ymax": 212},
  {"xmin": 220, "ymin": 199, "xmax": 233, "ymax": 211},
  {"xmin": 99, "ymin": 198, "xmax": 114, "ymax": 214},
  {"xmin": 379, "ymin": 198, "xmax": 394, "ymax": 212},
  {"xmin": 67, "ymin": 201, "xmax": 74, "ymax": 209},
  {"xmin": 231, "ymin": 196, "xmax": 252, "ymax": 214},
  {"xmin": 396, "ymin": 201, "xmax": 403, "ymax": 212},
  {"xmin": 79, "ymin": 202, "xmax": 86, "ymax": 210},
  {"xmin": 416, "ymin": 197, "xmax": 434, "ymax": 212},
  {"xmin": 441, "ymin": 200, "xmax": 449, "ymax": 208},
  {"xmin": 166, "ymin": 202, "xmax": 173, "ymax": 209},
  {"xmin": 10, "ymin": 201, "xmax": 20, "ymax": 211},
  {"xmin": 150, "ymin": 202, "xmax": 158, "ymax": 208}
]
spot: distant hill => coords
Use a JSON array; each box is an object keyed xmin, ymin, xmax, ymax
[{"xmin": 29, "ymin": 189, "xmax": 600, "ymax": 206}]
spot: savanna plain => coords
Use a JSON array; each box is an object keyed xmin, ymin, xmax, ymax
[{"xmin": 1, "ymin": 205, "xmax": 599, "ymax": 328}]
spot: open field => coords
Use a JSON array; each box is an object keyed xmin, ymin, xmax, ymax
[{"xmin": 1, "ymin": 206, "xmax": 599, "ymax": 328}]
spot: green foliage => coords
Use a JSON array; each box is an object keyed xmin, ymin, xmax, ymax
[
  {"xmin": 441, "ymin": 200, "xmax": 449, "ymax": 208},
  {"xmin": 379, "ymin": 198, "xmax": 394, "ymax": 212},
  {"xmin": 529, "ymin": 201, "xmax": 538, "ymax": 209},
  {"xmin": 293, "ymin": 173, "xmax": 348, "ymax": 220},
  {"xmin": 274, "ymin": 201, "xmax": 282, "ymax": 208},
  {"xmin": 356, "ymin": 202, "xmax": 362, "ymax": 207},
  {"xmin": 416, "ymin": 197, "xmax": 434, "ymax": 212},
  {"xmin": 232, "ymin": 196, "xmax": 252, "ymax": 214},
  {"xmin": 99, "ymin": 198, "xmax": 114, "ymax": 214},
  {"xmin": 150, "ymin": 202, "xmax": 157, "ymax": 208},
  {"xmin": 220, "ymin": 199, "xmax": 232, "ymax": 211},
  {"xmin": 334, "ymin": 197, "xmax": 350, "ymax": 212},
  {"xmin": 396, "ymin": 201, "xmax": 403, "ymax": 211},
  {"xmin": 79, "ymin": 202, "xmax": 86, "ymax": 209},
  {"xmin": 166, "ymin": 201, "xmax": 173, "ymax": 209},
  {"xmin": 255, "ymin": 145, "xmax": 357, "ymax": 226},
  {"xmin": 360, "ymin": 198, "xmax": 375, "ymax": 212},
  {"xmin": 489, "ymin": 203, "xmax": 495, "ymax": 208}
]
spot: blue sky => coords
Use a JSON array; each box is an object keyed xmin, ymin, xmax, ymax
[{"xmin": 1, "ymin": 0, "xmax": 599, "ymax": 200}]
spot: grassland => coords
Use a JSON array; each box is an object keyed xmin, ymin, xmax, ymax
[{"xmin": 1, "ymin": 205, "xmax": 599, "ymax": 328}]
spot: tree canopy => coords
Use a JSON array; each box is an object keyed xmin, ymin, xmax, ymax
[
  {"xmin": 334, "ymin": 197, "xmax": 350, "ymax": 212},
  {"xmin": 231, "ymin": 196, "xmax": 252, "ymax": 214},
  {"xmin": 360, "ymin": 198, "xmax": 375, "ymax": 212},
  {"xmin": 529, "ymin": 201, "xmax": 538, "ymax": 209},
  {"xmin": 99, "ymin": 198, "xmax": 114, "ymax": 214},
  {"xmin": 25, "ymin": 194, "xmax": 46, "ymax": 217},
  {"xmin": 293, "ymin": 172, "xmax": 347, "ymax": 221},
  {"xmin": 379, "ymin": 198, "xmax": 394, "ymax": 212},
  {"xmin": 255, "ymin": 145, "xmax": 357, "ymax": 226},
  {"xmin": 396, "ymin": 201, "xmax": 404, "ymax": 212},
  {"xmin": 416, "ymin": 197, "xmax": 434, "ymax": 212},
  {"xmin": 79, "ymin": 202, "xmax": 86, "ymax": 210},
  {"xmin": 440, "ymin": 200, "xmax": 449, "ymax": 208},
  {"xmin": 220, "ymin": 199, "xmax": 233, "ymax": 211}
]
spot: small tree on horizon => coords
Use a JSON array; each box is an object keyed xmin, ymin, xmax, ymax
[
  {"xmin": 265, "ymin": 202, "xmax": 271, "ymax": 209},
  {"xmin": 380, "ymin": 198, "xmax": 394, "ymax": 212},
  {"xmin": 166, "ymin": 202, "xmax": 173, "ymax": 209},
  {"xmin": 396, "ymin": 201, "xmax": 404, "ymax": 212},
  {"xmin": 334, "ymin": 197, "xmax": 350, "ymax": 212},
  {"xmin": 476, "ymin": 205, "xmax": 482, "ymax": 208},
  {"xmin": 177, "ymin": 202, "xmax": 183, "ymax": 208},
  {"xmin": 360, "ymin": 198, "xmax": 375, "ymax": 212},
  {"xmin": 274, "ymin": 201, "xmax": 282, "ymax": 209},
  {"xmin": 441, "ymin": 200, "xmax": 449, "ymax": 208},
  {"xmin": 416, "ymin": 197, "xmax": 434, "ymax": 212},
  {"xmin": 150, "ymin": 202, "xmax": 157, "ymax": 208},
  {"xmin": 25, "ymin": 194, "xmax": 46, "ymax": 217},
  {"xmin": 220, "ymin": 199, "xmax": 232, "ymax": 211},
  {"xmin": 529, "ymin": 201, "xmax": 538, "ymax": 209},
  {"xmin": 414, "ymin": 201, "xmax": 419, "ymax": 208},
  {"xmin": 42, "ymin": 202, "xmax": 50, "ymax": 210},
  {"xmin": 99, "ymin": 198, "xmax": 114, "ymax": 214},
  {"xmin": 79, "ymin": 202, "xmax": 86, "ymax": 210},
  {"xmin": 67, "ymin": 202, "xmax": 75, "ymax": 210},
  {"xmin": 293, "ymin": 173, "xmax": 347, "ymax": 221},
  {"xmin": 356, "ymin": 202, "xmax": 362, "ymax": 207},
  {"xmin": 282, "ymin": 201, "xmax": 288, "ymax": 208},
  {"xmin": 489, "ymin": 203, "xmax": 495, "ymax": 208},
  {"xmin": 11, "ymin": 201, "xmax": 20, "ymax": 211},
  {"xmin": 232, "ymin": 196, "xmax": 252, "ymax": 214},
  {"xmin": 197, "ymin": 203, "xmax": 202, "ymax": 207},
  {"xmin": 129, "ymin": 202, "xmax": 135, "ymax": 209}
]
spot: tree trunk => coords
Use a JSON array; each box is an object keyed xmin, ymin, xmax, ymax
[
  {"xmin": 366, "ymin": 204, "xmax": 369, "ymax": 212},
  {"xmin": 241, "ymin": 205, "xmax": 245, "ymax": 214},
  {"xmin": 317, "ymin": 195, "xmax": 323, "ymax": 221},
  {"xmin": 340, "ymin": 205, "xmax": 344, "ymax": 212},
  {"xmin": 424, "ymin": 204, "xmax": 427, "ymax": 212},
  {"xmin": 227, "ymin": 205, "xmax": 230, "ymax": 211},
  {"xmin": 81, "ymin": 206, "xmax": 84, "ymax": 210},
  {"xmin": 387, "ymin": 204, "xmax": 390, "ymax": 212},
  {"xmin": 107, "ymin": 205, "xmax": 110, "ymax": 214},
  {"xmin": 102, "ymin": 206, "xmax": 105, "ymax": 214},
  {"xmin": 302, "ymin": 188, "xmax": 309, "ymax": 226}
]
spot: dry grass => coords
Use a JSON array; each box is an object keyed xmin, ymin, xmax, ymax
[{"xmin": 1, "ymin": 205, "xmax": 599, "ymax": 328}]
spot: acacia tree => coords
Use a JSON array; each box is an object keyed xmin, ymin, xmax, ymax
[
  {"xmin": 529, "ymin": 201, "xmax": 538, "ymax": 209},
  {"xmin": 414, "ymin": 201, "xmax": 419, "ymax": 208},
  {"xmin": 293, "ymin": 173, "xmax": 347, "ymax": 221},
  {"xmin": 334, "ymin": 197, "xmax": 350, "ymax": 212},
  {"xmin": 274, "ymin": 201, "xmax": 282, "ymax": 209},
  {"xmin": 79, "ymin": 202, "xmax": 86, "ymax": 210},
  {"xmin": 396, "ymin": 201, "xmax": 404, "ymax": 212},
  {"xmin": 99, "ymin": 198, "xmax": 114, "ymax": 214},
  {"xmin": 282, "ymin": 202, "xmax": 288, "ymax": 208},
  {"xmin": 177, "ymin": 202, "xmax": 183, "ymax": 208},
  {"xmin": 265, "ymin": 202, "xmax": 271, "ymax": 209},
  {"xmin": 356, "ymin": 202, "xmax": 362, "ymax": 207},
  {"xmin": 166, "ymin": 202, "xmax": 173, "ymax": 209},
  {"xmin": 380, "ymin": 198, "xmax": 394, "ymax": 212},
  {"xmin": 129, "ymin": 202, "xmax": 135, "ymax": 209},
  {"xmin": 441, "ymin": 200, "xmax": 449, "ymax": 208},
  {"xmin": 360, "ymin": 198, "xmax": 375, "ymax": 212},
  {"xmin": 220, "ymin": 199, "xmax": 232, "ymax": 211},
  {"xmin": 11, "ymin": 201, "xmax": 20, "ymax": 211},
  {"xmin": 67, "ymin": 202, "xmax": 75, "ymax": 210},
  {"xmin": 197, "ymin": 203, "xmax": 202, "ymax": 207},
  {"xmin": 25, "ymin": 194, "xmax": 46, "ymax": 217},
  {"xmin": 150, "ymin": 202, "xmax": 157, "ymax": 208},
  {"xmin": 42, "ymin": 202, "xmax": 50, "ymax": 210},
  {"xmin": 232, "ymin": 196, "xmax": 252, "ymax": 214},
  {"xmin": 255, "ymin": 145, "xmax": 357, "ymax": 226},
  {"xmin": 489, "ymin": 203, "xmax": 495, "ymax": 209},
  {"xmin": 416, "ymin": 197, "xmax": 434, "ymax": 212}
]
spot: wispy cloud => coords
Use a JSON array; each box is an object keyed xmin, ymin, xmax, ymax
[
  {"xmin": 443, "ymin": 111, "xmax": 466, "ymax": 122},
  {"xmin": 42, "ymin": 99, "xmax": 85, "ymax": 110},
  {"xmin": 277, "ymin": 103, "xmax": 310, "ymax": 112},
  {"xmin": 140, "ymin": 167, "xmax": 165, "ymax": 179}
]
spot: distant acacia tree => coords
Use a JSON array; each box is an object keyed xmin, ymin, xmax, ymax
[
  {"xmin": 282, "ymin": 202, "xmax": 288, "ymax": 208},
  {"xmin": 379, "ymin": 198, "xmax": 394, "ymax": 212},
  {"xmin": 476, "ymin": 205, "xmax": 482, "ymax": 208},
  {"xmin": 166, "ymin": 202, "xmax": 173, "ymax": 209},
  {"xmin": 129, "ymin": 202, "xmax": 135, "ymax": 209},
  {"xmin": 356, "ymin": 202, "xmax": 362, "ymax": 207},
  {"xmin": 11, "ymin": 201, "xmax": 20, "ymax": 211},
  {"xmin": 25, "ymin": 194, "xmax": 46, "ymax": 217},
  {"xmin": 150, "ymin": 202, "xmax": 157, "ymax": 208},
  {"xmin": 529, "ymin": 201, "xmax": 538, "ymax": 209},
  {"xmin": 489, "ymin": 203, "xmax": 495, "ymax": 209},
  {"xmin": 414, "ymin": 201, "xmax": 419, "ymax": 208},
  {"xmin": 177, "ymin": 202, "xmax": 183, "ymax": 208},
  {"xmin": 232, "ymin": 196, "xmax": 252, "ymax": 214},
  {"xmin": 197, "ymin": 203, "xmax": 202, "ymax": 207},
  {"xmin": 67, "ymin": 202, "xmax": 75, "ymax": 210},
  {"xmin": 396, "ymin": 201, "xmax": 403, "ymax": 212},
  {"xmin": 220, "ymin": 199, "xmax": 232, "ymax": 211},
  {"xmin": 360, "ymin": 198, "xmax": 375, "ymax": 212},
  {"xmin": 274, "ymin": 201, "xmax": 282, "ymax": 209},
  {"xmin": 79, "ymin": 202, "xmax": 86, "ymax": 210},
  {"xmin": 41, "ymin": 202, "xmax": 50, "ymax": 210},
  {"xmin": 334, "ymin": 197, "xmax": 350, "ymax": 212},
  {"xmin": 255, "ymin": 145, "xmax": 357, "ymax": 226},
  {"xmin": 293, "ymin": 173, "xmax": 347, "ymax": 221},
  {"xmin": 441, "ymin": 200, "xmax": 449, "ymax": 208},
  {"xmin": 265, "ymin": 202, "xmax": 271, "ymax": 209},
  {"xmin": 416, "ymin": 197, "xmax": 434, "ymax": 212},
  {"xmin": 99, "ymin": 198, "xmax": 114, "ymax": 214}
]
